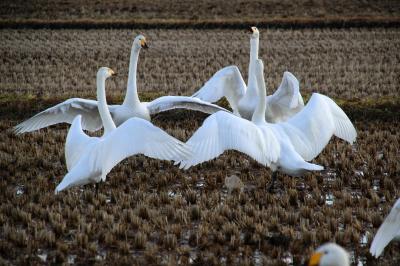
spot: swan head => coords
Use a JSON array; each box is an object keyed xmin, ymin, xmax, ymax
[
  {"xmin": 308, "ymin": 243, "xmax": 350, "ymax": 266},
  {"xmin": 249, "ymin": 26, "xmax": 259, "ymax": 38},
  {"xmin": 134, "ymin": 34, "xmax": 149, "ymax": 49},
  {"xmin": 97, "ymin": 67, "xmax": 117, "ymax": 79}
]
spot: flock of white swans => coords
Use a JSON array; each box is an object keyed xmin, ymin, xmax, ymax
[{"xmin": 14, "ymin": 27, "xmax": 398, "ymax": 264}]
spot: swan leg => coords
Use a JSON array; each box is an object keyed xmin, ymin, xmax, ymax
[{"xmin": 267, "ymin": 172, "xmax": 278, "ymax": 192}]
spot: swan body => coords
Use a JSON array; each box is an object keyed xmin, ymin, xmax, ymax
[
  {"xmin": 180, "ymin": 59, "xmax": 356, "ymax": 178},
  {"xmin": 308, "ymin": 243, "xmax": 350, "ymax": 266},
  {"xmin": 370, "ymin": 198, "xmax": 400, "ymax": 258},
  {"xmin": 14, "ymin": 34, "xmax": 228, "ymax": 134},
  {"xmin": 56, "ymin": 67, "xmax": 191, "ymax": 193},
  {"xmin": 192, "ymin": 27, "xmax": 304, "ymax": 122}
]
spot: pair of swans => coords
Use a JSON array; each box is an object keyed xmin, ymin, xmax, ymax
[
  {"xmin": 178, "ymin": 59, "xmax": 357, "ymax": 190},
  {"xmin": 56, "ymin": 67, "xmax": 192, "ymax": 193},
  {"xmin": 15, "ymin": 28, "xmax": 302, "ymax": 134},
  {"xmin": 192, "ymin": 27, "xmax": 304, "ymax": 122},
  {"xmin": 14, "ymin": 35, "xmax": 228, "ymax": 134}
]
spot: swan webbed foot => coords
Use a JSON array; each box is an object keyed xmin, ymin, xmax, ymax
[{"xmin": 267, "ymin": 172, "xmax": 278, "ymax": 193}]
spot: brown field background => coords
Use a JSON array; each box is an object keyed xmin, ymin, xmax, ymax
[
  {"xmin": 1, "ymin": 0, "xmax": 400, "ymax": 264},
  {"xmin": 1, "ymin": 28, "xmax": 399, "ymax": 100},
  {"xmin": 1, "ymin": 0, "xmax": 399, "ymax": 21},
  {"xmin": 1, "ymin": 27, "xmax": 399, "ymax": 265}
]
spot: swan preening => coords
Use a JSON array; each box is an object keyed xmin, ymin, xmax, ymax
[
  {"xmin": 370, "ymin": 198, "xmax": 400, "ymax": 258},
  {"xmin": 192, "ymin": 26, "xmax": 304, "ymax": 123},
  {"xmin": 308, "ymin": 243, "xmax": 350, "ymax": 266},
  {"xmin": 179, "ymin": 59, "xmax": 356, "ymax": 190},
  {"xmin": 56, "ymin": 67, "xmax": 192, "ymax": 193},
  {"xmin": 14, "ymin": 35, "xmax": 229, "ymax": 134}
]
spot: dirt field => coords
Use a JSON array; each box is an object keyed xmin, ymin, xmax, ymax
[
  {"xmin": 1, "ymin": 0, "xmax": 399, "ymax": 21},
  {"xmin": 1, "ymin": 28, "xmax": 399, "ymax": 100},
  {"xmin": 1, "ymin": 18, "xmax": 400, "ymax": 266}
]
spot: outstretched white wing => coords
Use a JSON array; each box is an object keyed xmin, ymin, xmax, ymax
[
  {"xmin": 370, "ymin": 199, "xmax": 400, "ymax": 258},
  {"xmin": 274, "ymin": 93, "xmax": 357, "ymax": 161},
  {"xmin": 146, "ymin": 96, "xmax": 230, "ymax": 115},
  {"xmin": 64, "ymin": 115, "xmax": 96, "ymax": 171},
  {"xmin": 192, "ymin": 66, "xmax": 247, "ymax": 112},
  {"xmin": 14, "ymin": 98, "xmax": 118, "ymax": 133},
  {"xmin": 55, "ymin": 117, "xmax": 192, "ymax": 193},
  {"xmin": 179, "ymin": 111, "xmax": 280, "ymax": 169},
  {"xmin": 95, "ymin": 117, "xmax": 192, "ymax": 176},
  {"xmin": 266, "ymin": 71, "xmax": 304, "ymax": 123}
]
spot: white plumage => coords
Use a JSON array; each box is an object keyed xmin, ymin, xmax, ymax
[
  {"xmin": 14, "ymin": 34, "xmax": 228, "ymax": 134},
  {"xmin": 56, "ymin": 67, "xmax": 191, "ymax": 193},
  {"xmin": 370, "ymin": 198, "xmax": 400, "ymax": 258},
  {"xmin": 180, "ymin": 59, "xmax": 356, "ymax": 179},
  {"xmin": 308, "ymin": 243, "xmax": 350, "ymax": 266},
  {"xmin": 192, "ymin": 27, "xmax": 304, "ymax": 122}
]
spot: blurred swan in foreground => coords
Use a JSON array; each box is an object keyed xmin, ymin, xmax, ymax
[
  {"xmin": 15, "ymin": 34, "xmax": 228, "ymax": 134},
  {"xmin": 55, "ymin": 67, "xmax": 191, "ymax": 193},
  {"xmin": 308, "ymin": 243, "xmax": 350, "ymax": 266},
  {"xmin": 370, "ymin": 198, "xmax": 400, "ymax": 258},
  {"xmin": 192, "ymin": 26, "xmax": 304, "ymax": 122},
  {"xmin": 180, "ymin": 59, "xmax": 356, "ymax": 190}
]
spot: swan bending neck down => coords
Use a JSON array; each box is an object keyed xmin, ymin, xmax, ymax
[
  {"xmin": 14, "ymin": 34, "xmax": 228, "ymax": 134},
  {"xmin": 179, "ymin": 59, "xmax": 356, "ymax": 191},
  {"xmin": 55, "ymin": 67, "xmax": 191, "ymax": 193}
]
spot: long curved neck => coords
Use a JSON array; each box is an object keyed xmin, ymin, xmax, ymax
[
  {"xmin": 123, "ymin": 45, "xmax": 141, "ymax": 107},
  {"xmin": 246, "ymin": 36, "xmax": 259, "ymax": 98},
  {"xmin": 251, "ymin": 63, "xmax": 266, "ymax": 124},
  {"xmin": 97, "ymin": 75, "xmax": 116, "ymax": 135}
]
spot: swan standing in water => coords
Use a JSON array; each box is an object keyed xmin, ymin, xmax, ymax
[
  {"xmin": 14, "ymin": 34, "xmax": 228, "ymax": 134},
  {"xmin": 55, "ymin": 67, "xmax": 191, "ymax": 193},
  {"xmin": 308, "ymin": 243, "xmax": 350, "ymax": 266},
  {"xmin": 370, "ymin": 198, "xmax": 400, "ymax": 258},
  {"xmin": 192, "ymin": 26, "xmax": 304, "ymax": 122},
  {"xmin": 180, "ymin": 59, "xmax": 356, "ymax": 190}
]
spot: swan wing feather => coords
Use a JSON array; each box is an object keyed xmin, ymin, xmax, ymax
[
  {"xmin": 370, "ymin": 199, "xmax": 400, "ymax": 258},
  {"xmin": 275, "ymin": 93, "xmax": 356, "ymax": 161},
  {"xmin": 14, "ymin": 98, "xmax": 107, "ymax": 133},
  {"xmin": 192, "ymin": 66, "xmax": 246, "ymax": 107},
  {"xmin": 179, "ymin": 111, "xmax": 280, "ymax": 169},
  {"xmin": 147, "ymin": 96, "xmax": 230, "ymax": 115}
]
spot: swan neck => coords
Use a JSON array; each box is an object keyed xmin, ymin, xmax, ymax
[
  {"xmin": 251, "ymin": 66, "xmax": 266, "ymax": 124},
  {"xmin": 124, "ymin": 45, "xmax": 141, "ymax": 106},
  {"xmin": 250, "ymin": 36, "xmax": 259, "ymax": 62},
  {"xmin": 247, "ymin": 36, "xmax": 259, "ymax": 96},
  {"xmin": 97, "ymin": 76, "xmax": 116, "ymax": 135}
]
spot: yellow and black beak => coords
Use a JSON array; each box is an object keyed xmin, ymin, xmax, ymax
[
  {"xmin": 248, "ymin": 26, "xmax": 254, "ymax": 33},
  {"xmin": 308, "ymin": 252, "xmax": 323, "ymax": 266},
  {"xmin": 109, "ymin": 69, "xmax": 117, "ymax": 76},
  {"xmin": 140, "ymin": 38, "xmax": 149, "ymax": 49}
]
